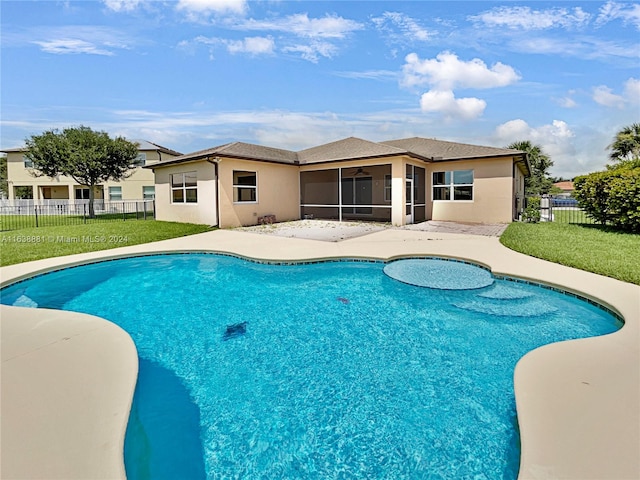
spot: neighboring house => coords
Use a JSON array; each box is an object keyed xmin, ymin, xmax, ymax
[
  {"xmin": 147, "ymin": 136, "xmax": 529, "ymax": 227},
  {"xmin": 2, "ymin": 140, "xmax": 182, "ymax": 203},
  {"xmin": 553, "ymin": 181, "xmax": 574, "ymax": 198}
]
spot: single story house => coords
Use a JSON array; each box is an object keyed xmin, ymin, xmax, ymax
[
  {"xmin": 147, "ymin": 136, "xmax": 530, "ymax": 227},
  {"xmin": 2, "ymin": 140, "xmax": 182, "ymax": 203}
]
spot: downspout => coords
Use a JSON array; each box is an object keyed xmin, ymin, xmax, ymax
[{"xmin": 206, "ymin": 156, "xmax": 221, "ymax": 227}]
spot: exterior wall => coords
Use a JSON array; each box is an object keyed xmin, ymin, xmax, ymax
[
  {"xmin": 153, "ymin": 161, "xmax": 218, "ymax": 225},
  {"xmin": 150, "ymin": 152, "xmax": 523, "ymax": 227},
  {"xmin": 428, "ymin": 157, "xmax": 515, "ymax": 223},
  {"xmin": 218, "ymin": 158, "xmax": 299, "ymax": 228},
  {"xmin": 5, "ymin": 149, "xmax": 175, "ymax": 201}
]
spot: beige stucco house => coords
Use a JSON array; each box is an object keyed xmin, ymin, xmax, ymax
[
  {"xmin": 2, "ymin": 140, "xmax": 182, "ymax": 203},
  {"xmin": 148, "ymin": 136, "xmax": 529, "ymax": 228}
]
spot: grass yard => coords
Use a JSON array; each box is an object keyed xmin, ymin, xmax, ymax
[
  {"xmin": 550, "ymin": 209, "xmax": 596, "ymax": 225},
  {"xmin": 500, "ymin": 222, "xmax": 640, "ymax": 285},
  {"xmin": 0, "ymin": 221, "xmax": 214, "ymax": 267}
]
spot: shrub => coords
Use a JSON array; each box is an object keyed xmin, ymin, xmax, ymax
[
  {"xmin": 522, "ymin": 197, "xmax": 541, "ymax": 223},
  {"xmin": 574, "ymin": 164, "xmax": 640, "ymax": 233}
]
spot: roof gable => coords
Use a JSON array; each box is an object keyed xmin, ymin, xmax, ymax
[
  {"xmin": 298, "ymin": 137, "xmax": 408, "ymax": 164},
  {"xmin": 152, "ymin": 141, "xmax": 298, "ymax": 167},
  {"xmin": 133, "ymin": 140, "xmax": 182, "ymax": 156}
]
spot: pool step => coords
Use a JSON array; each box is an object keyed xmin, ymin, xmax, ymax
[{"xmin": 453, "ymin": 289, "xmax": 558, "ymax": 318}]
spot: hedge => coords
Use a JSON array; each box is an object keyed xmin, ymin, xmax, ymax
[{"xmin": 573, "ymin": 164, "xmax": 640, "ymax": 233}]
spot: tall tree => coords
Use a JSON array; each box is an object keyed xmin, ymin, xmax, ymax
[
  {"xmin": 25, "ymin": 126, "xmax": 139, "ymax": 217},
  {"xmin": 507, "ymin": 140, "xmax": 554, "ymax": 196},
  {"xmin": 608, "ymin": 123, "xmax": 640, "ymax": 166}
]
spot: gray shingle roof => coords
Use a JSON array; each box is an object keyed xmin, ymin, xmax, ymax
[
  {"xmin": 381, "ymin": 137, "xmax": 523, "ymax": 161},
  {"xmin": 133, "ymin": 140, "xmax": 182, "ymax": 156},
  {"xmin": 146, "ymin": 136, "xmax": 528, "ymax": 173},
  {"xmin": 150, "ymin": 141, "xmax": 298, "ymax": 167},
  {"xmin": 297, "ymin": 137, "xmax": 409, "ymax": 164}
]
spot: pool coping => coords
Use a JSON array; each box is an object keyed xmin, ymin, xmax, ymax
[{"xmin": 1, "ymin": 228, "xmax": 638, "ymax": 479}]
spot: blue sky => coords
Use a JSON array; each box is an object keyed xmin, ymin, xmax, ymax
[{"xmin": 2, "ymin": 0, "xmax": 639, "ymax": 178}]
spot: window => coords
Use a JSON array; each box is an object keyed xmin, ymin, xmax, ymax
[
  {"xmin": 75, "ymin": 187, "xmax": 90, "ymax": 200},
  {"xmin": 171, "ymin": 172, "xmax": 198, "ymax": 203},
  {"xmin": 109, "ymin": 186, "xmax": 122, "ymax": 201},
  {"xmin": 143, "ymin": 186, "xmax": 155, "ymax": 199},
  {"xmin": 233, "ymin": 171, "xmax": 257, "ymax": 203},
  {"xmin": 384, "ymin": 174, "xmax": 392, "ymax": 202},
  {"xmin": 132, "ymin": 153, "xmax": 147, "ymax": 167},
  {"xmin": 433, "ymin": 170, "xmax": 473, "ymax": 201},
  {"xmin": 23, "ymin": 155, "xmax": 33, "ymax": 168}
]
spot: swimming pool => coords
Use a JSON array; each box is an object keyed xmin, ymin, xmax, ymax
[{"xmin": 0, "ymin": 254, "xmax": 622, "ymax": 479}]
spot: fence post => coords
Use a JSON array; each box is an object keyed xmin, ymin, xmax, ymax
[
  {"xmin": 83, "ymin": 203, "xmax": 87, "ymax": 224},
  {"xmin": 34, "ymin": 206, "xmax": 39, "ymax": 228}
]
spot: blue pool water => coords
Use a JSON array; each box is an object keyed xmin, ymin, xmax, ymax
[{"xmin": 0, "ymin": 254, "xmax": 622, "ymax": 479}]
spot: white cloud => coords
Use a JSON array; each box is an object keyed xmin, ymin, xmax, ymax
[
  {"xmin": 282, "ymin": 41, "xmax": 338, "ymax": 63},
  {"xmin": 593, "ymin": 85, "xmax": 627, "ymax": 108},
  {"xmin": 420, "ymin": 90, "xmax": 486, "ymax": 120},
  {"xmin": 402, "ymin": 51, "xmax": 520, "ymax": 90},
  {"xmin": 332, "ymin": 70, "xmax": 398, "ymax": 81},
  {"xmin": 102, "ymin": 0, "xmax": 145, "ymax": 12},
  {"xmin": 494, "ymin": 119, "xmax": 579, "ymax": 175},
  {"xmin": 400, "ymin": 52, "xmax": 519, "ymax": 121},
  {"xmin": 592, "ymin": 78, "xmax": 640, "ymax": 109},
  {"xmin": 235, "ymin": 13, "xmax": 363, "ymax": 39},
  {"xmin": 470, "ymin": 6, "xmax": 591, "ymax": 30},
  {"xmin": 371, "ymin": 12, "xmax": 432, "ymax": 43},
  {"xmin": 176, "ymin": 0, "xmax": 247, "ymax": 17},
  {"xmin": 623, "ymin": 77, "xmax": 640, "ymax": 100},
  {"xmin": 496, "ymin": 119, "xmax": 574, "ymax": 142},
  {"xmin": 596, "ymin": 1, "xmax": 640, "ymax": 29},
  {"xmin": 32, "ymin": 39, "xmax": 115, "ymax": 56},
  {"xmin": 225, "ymin": 36, "xmax": 274, "ymax": 55},
  {"xmin": 556, "ymin": 96, "xmax": 578, "ymax": 108}
]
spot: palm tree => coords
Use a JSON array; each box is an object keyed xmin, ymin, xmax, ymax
[
  {"xmin": 608, "ymin": 123, "xmax": 640, "ymax": 162},
  {"xmin": 507, "ymin": 140, "xmax": 554, "ymax": 196}
]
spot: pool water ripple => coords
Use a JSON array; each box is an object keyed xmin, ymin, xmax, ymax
[{"xmin": 0, "ymin": 254, "xmax": 621, "ymax": 480}]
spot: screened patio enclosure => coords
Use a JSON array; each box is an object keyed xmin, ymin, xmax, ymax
[{"xmin": 300, "ymin": 164, "xmax": 426, "ymax": 224}]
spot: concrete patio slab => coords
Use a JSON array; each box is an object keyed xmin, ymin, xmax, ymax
[{"xmin": 1, "ymin": 227, "xmax": 638, "ymax": 479}]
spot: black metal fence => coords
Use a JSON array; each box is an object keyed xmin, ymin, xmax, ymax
[
  {"xmin": 532, "ymin": 197, "xmax": 599, "ymax": 225},
  {"xmin": 0, "ymin": 200, "xmax": 155, "ymax": 231}
]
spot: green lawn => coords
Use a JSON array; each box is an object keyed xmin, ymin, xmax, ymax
[
  {"xmin": 0, "ymin": 221, "xmax": 214, "ymax": 267},
  {"xmin": 550, "ymin": 209, "xmax": 596, "ymax": 225},
  {"xmin": 500, "ymin": 222, "xmax": 640, "ymax": 285}
]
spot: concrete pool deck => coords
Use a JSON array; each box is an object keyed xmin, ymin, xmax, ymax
[{"xmin": 1, "ymin": 225, "xmax": 638, "ymax": 479}]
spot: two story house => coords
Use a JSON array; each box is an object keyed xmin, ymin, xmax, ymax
[{"xmin": 2, "ymin": 140, "xmax": 182, "ymax": 204}]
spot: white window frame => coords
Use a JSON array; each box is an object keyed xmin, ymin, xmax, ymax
[
  {"xmin": 143, "ymin": 186, "xmax": 155, "ymax": 200},
  {"xmin": 432, "ymin": 170, "xmax": 474, "ymax": 202},
  {"xmin": 171, "ymin": 172, "xmax": 198, "ymax": 204},
  {"xmin": 23, "ymin": 155, "xmax": 33, "ymax": 168},
  {"xmin": 108, "ymin": 186, "xmax": 122, "ymax": 201},
  {"xmin": 384, "ymin": 174, "xmax": 392, "ymax": 202},
  {"xmin": 233, "ymin": 171, "xmax": 258, "ymax": 204}
]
